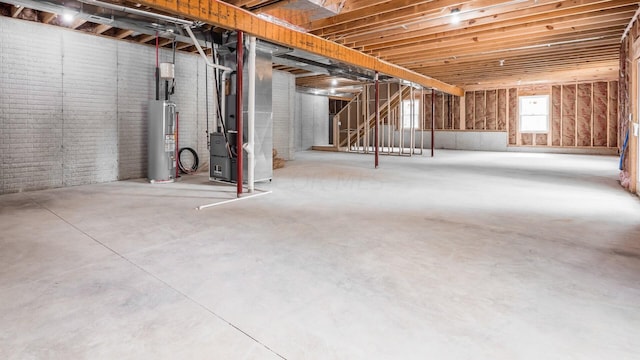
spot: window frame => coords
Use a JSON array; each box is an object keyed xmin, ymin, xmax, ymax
[
  {"xmin": 518, "ymin": 94, "xmax": 550, "ymax": 133},
  {"xmin": 401, "ymin": 98, "xmax": 421, "ymax": 129}
]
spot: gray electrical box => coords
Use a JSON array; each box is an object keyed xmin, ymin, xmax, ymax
[
  {"xmin": 210, "ymin": 132, "xmax": 232, "ymax": 181},
  {"xmin": 148, "ymin": 100, "xmax": 176, "ymax": 182}
]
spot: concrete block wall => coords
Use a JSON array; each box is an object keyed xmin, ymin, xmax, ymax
[
  {"xmin": 116, "ymin": 41, "xmax": 154, "ymax": 180},
  {"xmin": 295, "ymin": 92, "xmax": 329, "ymax": 151},
  {"xmin": 272, "ymin": 70, "xmax": 296, "ymax": 160},
  {"xmin": 1, "ymin": 18, "xmax": 63, "ymax": 193},
  {"xmin": 0, "ymin": 17, "xmax": 213, "ymax": 194},
  {"xmin": 62, "ymin": 31, "xmax": 118, "ymax": 186}
]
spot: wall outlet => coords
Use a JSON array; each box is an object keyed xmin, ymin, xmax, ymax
[{"xmin": 634, "ymin": 122, "xmax": 639, "ymax": 137}]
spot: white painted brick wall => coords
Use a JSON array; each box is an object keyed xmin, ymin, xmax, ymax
[
  {"xmin": 1, "ymin": 18, "xmax": 63, "ymax": 193},
  {"xmin": 62, "ymin": 31, "xmax": 118, "ymax": 186},
  {"xmin": 0, "ymin": 17, "xmax": 213, "ymax": 194},
  {"xmin": 272, "ymin": 70, "xmax": 295, "ymax": 160},
  {"xmin": 195, "ymin": 60, "xmax": 217, "ymax": 170},
  {"xmin": 171, "ymin": 52, "xmax": 200, "ymax": 170},
  {"xmin": 295, "ymin": 92, "xmax": 329, "ymax": 151},
  {"xmin": 117, "ymin": 41, "xmax": 155, "ymax": 180}
]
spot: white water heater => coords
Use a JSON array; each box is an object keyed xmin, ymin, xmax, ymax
[{"xmin": 148, "ymin": 100, "xmax": 176, "ymax": 182}]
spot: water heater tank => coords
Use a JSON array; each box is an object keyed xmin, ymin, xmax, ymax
[{"xmin": 148, "ymin": 100, "xmax": 176, "ymax": 183}]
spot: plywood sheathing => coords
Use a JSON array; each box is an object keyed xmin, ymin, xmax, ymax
[
  {"xmin": 497, "ymin": 89, "xmax": 507, "ymax": 131},
  {"xmin": 593, "ymin": 82, "xmax": 609, "ymax": 147},
  {"xmin": 465, "ymin": 92, "xmax": 475, "ymax": 130},
  {"xmin": 562, "ymin": 84, "xmax": 577, "ymax": 147},
  {"xmin": 552, "ymin": 85, "xmax": 562, "ymax": 146},
  {"xmin": 608, "ymin": 81, "xmax": 619, "ymax": 148}
]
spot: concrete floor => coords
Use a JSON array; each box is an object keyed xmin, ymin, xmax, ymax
[{"xmin": 1, "ymin": 150, "xmax": 639, "ymax": 359}]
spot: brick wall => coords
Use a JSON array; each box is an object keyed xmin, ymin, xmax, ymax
[
  {"xmin": 295, "ymin": 92, "xmax": 329, "ymax": 151},
  {"xmin": 0, "ymin": 17, "xmax": 213, "ymax": 194},
  {"xmin": 1, "ymin": 18, "xmax": 63, "ymax": 193},
  {"xmin": 272, "ymin": 70, "xmax": 295, "ymax": 160}
]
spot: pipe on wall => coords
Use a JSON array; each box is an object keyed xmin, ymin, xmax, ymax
[
  {"xmin": 81, "ymin": 0, "xmax": 193, "ymax": 25},
  {"xmin": 184, "ymin": 25, "xmax": 233, "ymax": 155}
]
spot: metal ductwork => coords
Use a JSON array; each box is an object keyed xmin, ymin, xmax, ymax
[
  {"xmin": 210, "ymin": 33, "xmax": 275, "ymax": 184},
  {"xmin": 4, "ymin": 0, "xmax": 210, "ymax": 46}
]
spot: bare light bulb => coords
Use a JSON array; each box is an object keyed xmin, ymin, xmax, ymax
[
  {"xmin": 62, "ymin": 12, "xmax": 74, "ymax": 23},
  {"xmin": 450, "ymin": 9, "xmax": 460, "ymax": 25}
]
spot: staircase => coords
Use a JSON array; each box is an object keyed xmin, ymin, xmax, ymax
[{"xmin": 332, "ymin": 83, "xmax": 412, "ymax": 151}]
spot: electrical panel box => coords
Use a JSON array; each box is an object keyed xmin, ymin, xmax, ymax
[{"xmin": 160, "ymin": 63, "xmax": 175, "ymax": 79}]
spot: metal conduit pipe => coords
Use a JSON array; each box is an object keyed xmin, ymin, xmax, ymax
[
  {"xmin": 80, "ymin": 0, "xmax": 193, "ymax": 25},
  {"xmin": 183, "ymin": 26, "xmax": 232, "ymax": 73},
  {"xmin": 183, "ymin": 25, "xmax": 233, "ymax": 153}
]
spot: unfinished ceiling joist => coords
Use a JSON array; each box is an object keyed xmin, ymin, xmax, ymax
[{"xmin": 134, "ymin": 0, "xmax": 465, "ymax": 96}]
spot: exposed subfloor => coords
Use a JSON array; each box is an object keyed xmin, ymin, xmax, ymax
[{"xmin": 1, "ymin": 150, "xmax": 639, "ymax": 359}]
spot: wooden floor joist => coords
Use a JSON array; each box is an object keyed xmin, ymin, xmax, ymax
[{"xmin": 135, "ymin": 0, "xmax": 464, "ymax": 96}]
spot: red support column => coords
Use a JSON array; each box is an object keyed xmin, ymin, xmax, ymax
[
  {"xmin": 236, "ymin": 31, "xmax": 244, "ymax": 197},
  {"xmin": 375, "ymin": 72, "xmax": 380, "ymax": 168},
  {"xmin": 175, "ymin": 112, "xmax": 179, "ymax": 179},
  {"xmin": 431, "ymin": 90, "xmax": 435, "ymax": 157}
]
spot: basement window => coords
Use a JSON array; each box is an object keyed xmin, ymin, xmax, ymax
[
  {"xmin": 519, "ymin": 95, "xmax": 549, "ymax": 133},
  {"xmin": 401, "ymin": 99, "xmax": 420, "ymax": 128}
]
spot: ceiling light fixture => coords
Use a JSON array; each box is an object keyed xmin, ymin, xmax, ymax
[
  {"xmin": 450, "ymin": 8, "xmax": 460, "ymax": 25},
  {"xmin": 499, "ymin": 59, "xmax": 505, "ymax": 66},
  {"xmin": 62, "ymin": 11, "xmax": 75, "ymax": 23},
  {"xmin": 331, "ymin": 79, "xmax": 338, "ymax": 86}
]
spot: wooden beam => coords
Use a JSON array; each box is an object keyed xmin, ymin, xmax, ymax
[
  {"xmin": 94, "ymin": 24, "xmax": 112, "ymax": 34},
  {"xmin": 71, "ymin": 19, "xmax": 87, "ymax": 30},
  {"xmin": 382, "ymin": 29, "xmax": 622, "ymax": 64},
  {"xmin": 11, "ymin": 5, "xmax": 24, "ymax": 18},
  {"xmin": 175, "ymin": 42, "xmax": 194, "ymax": 50},
  {"xmin": 306, "ymin": 0, "xmax": 445, "ymax": 31},
  {"xmin": 312, "ymin": 0, "xmax": 495, "ymax": 37},
  {"xmin": 40, "ymin": 11, "xmax": 56, "ymax": 24},
  {"xmin": 137, "ymin": 34, "xmax": 157, "ymax": 43},
  {"xmin": 135, "ymin": 0, "xmax": 464, "ymax": 96},
  {"xmin": 324, "ymin": 0, "xmax": 636, "ymax": 44},
  {"xmin": 114, "ymin": 29, "xmax": 134, "ymax": 39},
  {"xmin": 375, "ymin": 20, "xmax": 629, "ymax": 58},
  {"xmin": 358, "ymin": 4, "xmax": 637, "ymax": 52},
  {"xmin": 158, "ymin": 38, "xmax": 174, "ymax": 47}
]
